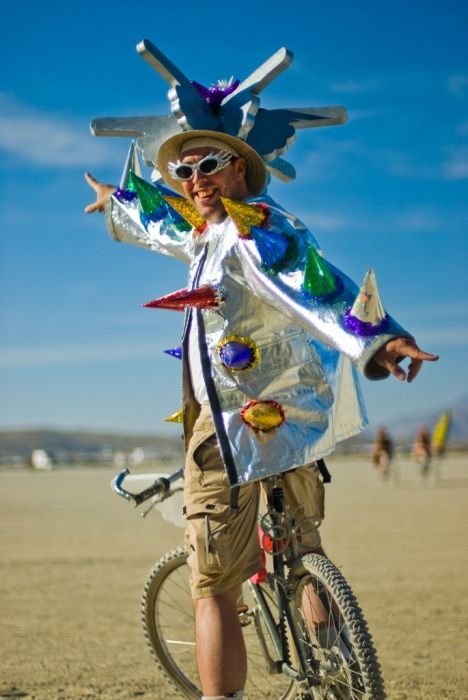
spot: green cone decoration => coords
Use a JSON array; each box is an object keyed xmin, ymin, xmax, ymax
[
  {"xmin": 302, "ymin": 246, "xmax": 337, "ymax": 299},
  {"xmin": 128, "ymin": 170, "xmax": 166, "ymax": 216}
]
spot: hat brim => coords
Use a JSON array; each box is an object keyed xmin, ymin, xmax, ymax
[{"xmin": 157, "ymin": 130, "xmax": 267, "ymax": 197}]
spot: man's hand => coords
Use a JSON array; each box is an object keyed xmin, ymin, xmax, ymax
[
  {"xmin": 373, "ymin": 337, "xmax": 439, "ymax": 383},
  {"xmin": 84, "ymin": 172, "xmax": 116, "ymax": 213}
]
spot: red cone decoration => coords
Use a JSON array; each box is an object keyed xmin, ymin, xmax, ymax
[{"xmin": 143, "ymin": 285, "xmax": 223, "ymax": 311}]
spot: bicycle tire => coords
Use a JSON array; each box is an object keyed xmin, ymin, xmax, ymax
[
  {"xmin": 286, "ymin": 553, "xmax": 386, "ymax": 699},
  {"xmin": 141, "ymin": 546, "xmax": 296, "ymax": 699}
]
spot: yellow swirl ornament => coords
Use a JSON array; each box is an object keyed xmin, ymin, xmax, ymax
[{"xmin": 240, "ymin": 400, "xmax": 285, "ymax": 432}]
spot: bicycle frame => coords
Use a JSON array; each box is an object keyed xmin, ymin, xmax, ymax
[
  {"xmin": 247, "ymin": 478, "xmax": 321, "ymax": 688},
  {"xmin": 112, "ymin": 465, "xmax": 386, "ymax": 698}
]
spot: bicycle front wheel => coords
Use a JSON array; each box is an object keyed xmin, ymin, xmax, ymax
[
  {"xmin": 142, "ymin": 546, "xmax": 296, "ymax": 699},
  {"xmin": 287, "ymin": 553, "xmax": 386, "ymax": 699}
]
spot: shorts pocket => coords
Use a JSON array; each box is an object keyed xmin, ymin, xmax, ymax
[
  {"xmin": 191, "ymin": 434, "xmax": 228, "ymax": 489},
  {"xmin": 185, "ymin": 502, "xmax": 232, "ymax": 575}
]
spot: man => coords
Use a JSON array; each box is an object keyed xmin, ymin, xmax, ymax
[{"xmin": 85, "ymin": 129, "xmax": 437, "ymax": 700}]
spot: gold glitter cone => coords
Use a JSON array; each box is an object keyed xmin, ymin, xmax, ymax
[
  {"xmin": 165, "ymin": 408, "xmax": 184, "ymax": 423},
  {"xmin": 221, "ymin": 197, "xmax": 266, "ymax": 237},
  {"xmin": 163, "ymin": 195, "xmax": 206, "ymax": 230}
]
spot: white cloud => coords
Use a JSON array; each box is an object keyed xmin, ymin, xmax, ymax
[
  {"xmin": 448, "ymin": 74, "xmax": 468, "ymax": 98},
  {"xmin": 456, "ymin": 121, "xmax": 468, "ymax": 136},
  {"xmin": 305, "ymin": 212, "xmax": 352, "ymax": 233},
  {"xmin": 442, "ymin": 147, "xmax": 468, "ymax": 180},
  {"xmin": 296, "ymin": 139, "xmax": 365, "ymax": 182},
  {"xmin": 330, "ymin": 79, "xmax": 383, "ymax": 94},
  {"xmin": 393, "ymin": 210, "xmax": 443, "ymax": 232},
  {"xmin": 292, "ymin": 202, "xmax": 450, "ymax": 236},
  {"xmin": 0, "ymin": 93, "xmax": 123, "ymax": 168}
]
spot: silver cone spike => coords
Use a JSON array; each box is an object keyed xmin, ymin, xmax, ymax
[
  {"xmin": 119, "ymin": 140, "xmax": 142, "ymax": 189},
  {"xmin": 350, "ymin": 269, "xmax": 386, "ymax": 325}
]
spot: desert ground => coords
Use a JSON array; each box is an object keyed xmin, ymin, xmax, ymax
[{"xmin": 1, "ymin": 454, "xmax": 467, "ymax": 700}]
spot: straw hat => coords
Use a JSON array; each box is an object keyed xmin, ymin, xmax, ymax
[{"xmin": 157, "ymin": 130, "xmax": 267, "ymax": 196}]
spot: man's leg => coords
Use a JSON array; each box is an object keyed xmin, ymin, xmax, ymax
[
  {"xmin": 279, "ymin": 465, "xmax": 331, "ymax": 628},
  {"xmin": 195, "ymin": 585, "xmax": 247, "ymax": 696},
  {"xmin": 184, "ymin": 405, "xmax": 261, "ymax": 698}
]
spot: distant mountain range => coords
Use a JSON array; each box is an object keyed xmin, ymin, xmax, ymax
[
  {"xmin": 1, "ymin": 396, "xmax": 467, "ymax": 463},
  {"xmin": 0, "ymin": 427, "xmax": 183, "ymax": 464},
  {"xmin": 363, "ymin": 393, "xmax": 468, "ymax": 445}
]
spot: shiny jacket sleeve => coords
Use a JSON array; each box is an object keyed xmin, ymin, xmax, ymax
[
  {"xmin": 103, "ymin": 192, "xmax": 193, "ymax": 264},
  {"xmin": 236, "ymin": 198, "xmax": 412, "ymax": 380}
]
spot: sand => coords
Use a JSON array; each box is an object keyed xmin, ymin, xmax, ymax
[{"xmin": 1, "ymin": 454, "xmax": 467, "ymax": 699}]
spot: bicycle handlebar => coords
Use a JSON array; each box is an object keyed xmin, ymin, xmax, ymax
[{"xmin": 112, "ymin": 466, "xmax": 184, "ymax": 507}]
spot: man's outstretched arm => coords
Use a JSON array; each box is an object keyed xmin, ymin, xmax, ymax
[{"xmin": 370, "ymin": 337, "xmax": 439, "ymax": 383}]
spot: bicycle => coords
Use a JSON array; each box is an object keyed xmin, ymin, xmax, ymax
[{"xmin": 113, "ymin": 465, "xmax": 386, "ymax": 699}]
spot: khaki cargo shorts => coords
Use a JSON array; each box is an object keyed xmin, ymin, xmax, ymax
[{"xmin": 184, "ymin": 404, "xmax": 325, "ymax": 599}]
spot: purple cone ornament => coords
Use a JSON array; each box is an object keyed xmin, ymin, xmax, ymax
[{"xmin": 344, "ymin": 269, "xmax": 389, "ymax": 336}]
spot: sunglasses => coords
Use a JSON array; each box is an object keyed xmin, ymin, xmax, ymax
[{"xmin": 168, "ymin": 151, "xmax": 233, "ymax": 181}]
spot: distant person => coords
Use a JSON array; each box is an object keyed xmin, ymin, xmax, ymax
[
  {"xmin": 371, "ymin": 426, "xmax": 394, "ymax": 479},
  {"xmin": 413, "ymin": 426, "xmax": 432, "ymax": 476},
  {"xmin": 431, "ymin": 410, "xmax": 452, "ymax": 458}
]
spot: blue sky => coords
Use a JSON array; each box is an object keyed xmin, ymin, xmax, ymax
[{"xmin": 1, "ymin": 0, "xmax": 467, "ymax": 435}]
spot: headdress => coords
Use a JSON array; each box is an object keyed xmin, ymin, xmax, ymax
[{"xmin": 91, "ymin": 39, "xmax": 347, "ymax": 187}]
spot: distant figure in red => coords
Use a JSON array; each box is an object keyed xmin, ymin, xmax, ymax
[
  {"xmin": 371, "ymin": 426, "xmax": 394, "ymax": 479},
  {"xmin": 412, "ymin": 425, "xmax": 432, "ymax": 476}
]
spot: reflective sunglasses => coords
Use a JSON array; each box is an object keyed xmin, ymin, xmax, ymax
[{"xmin": 168, "ymin": 151, "xmax": 233, "ymax": 181}]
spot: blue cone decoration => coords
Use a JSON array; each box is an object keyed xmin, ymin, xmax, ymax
[
  {"xmin": 250, "ymin": 226, "xmax": 292, "ymax": 273},
  {"xmin": 164, "ymin": 346, "xmax": 183, "ymax": 359}
]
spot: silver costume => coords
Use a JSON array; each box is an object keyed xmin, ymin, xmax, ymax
[{"xmin": 104, "ymin": 189, "xmax": 411, "ymax": 486}]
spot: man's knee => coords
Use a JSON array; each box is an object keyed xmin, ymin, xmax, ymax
[{"xmin": 194, "ymin": 584, "xmax": 242, "ymax": 612}]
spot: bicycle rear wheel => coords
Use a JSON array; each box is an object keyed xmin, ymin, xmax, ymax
[
  {"xmin": 141, "ymin": 546, "xmax": 295, "ymax": 699},
  {"xmin": 287, "ymin": 553, "xmax": 386, "ymax": 699}
]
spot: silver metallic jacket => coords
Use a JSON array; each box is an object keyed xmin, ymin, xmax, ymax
[{"xmin": 105, "ymin": 190, "xmax": 410, "ymax": 485}]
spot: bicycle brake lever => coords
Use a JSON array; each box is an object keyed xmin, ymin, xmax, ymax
[{"xmin": 111, "ymin": 468, "xmax": 170, "ymax": 507}]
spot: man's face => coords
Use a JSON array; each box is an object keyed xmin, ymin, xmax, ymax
[{"xmin": 178, "ymin": 147, "xmax": 248, "ymax": 223}]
